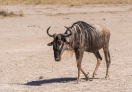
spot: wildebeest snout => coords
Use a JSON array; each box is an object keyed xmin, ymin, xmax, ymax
[{"xmin": 54, "ymin": 51, "xmax": 61, "ymax": 61}]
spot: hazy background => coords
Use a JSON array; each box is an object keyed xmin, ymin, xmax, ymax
[{"xmin": 0, "ymin": 0, "xmax": 132, "ymax": 5}]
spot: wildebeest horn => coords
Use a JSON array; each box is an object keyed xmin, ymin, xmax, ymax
[
  {"xmin": 63, "ymin": 26, "xmax": 72, "ymax": 37},
  {"xmin": 47, "ymin": 27, "xmax": 54, "ymax": 37}
]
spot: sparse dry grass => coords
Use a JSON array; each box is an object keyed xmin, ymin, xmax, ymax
[
  {"xmin": 0, "ymin": 0, "xmax": 132, "ymax": 5},
  {"xmin": 0, "ymin": 10, "xmax": 24, "ymax": 17}
]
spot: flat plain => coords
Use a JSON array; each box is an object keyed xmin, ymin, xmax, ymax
[{"xmin": 0, "ymin": 4, "xmax": 132, "ymax": 92}]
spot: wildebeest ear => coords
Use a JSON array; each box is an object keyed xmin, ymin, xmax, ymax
[{"xmin": 47, "ymin": 42, "xmax": 53, "ymax": 46}]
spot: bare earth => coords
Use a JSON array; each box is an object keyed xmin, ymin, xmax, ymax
[{"xmin": 0, "ymin": 4, "xmax": 132, "ymax": 92}]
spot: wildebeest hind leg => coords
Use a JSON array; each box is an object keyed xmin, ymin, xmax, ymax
[{"xmin": 103, "ymin": 45, "xmax": 111, "ymax": 79}]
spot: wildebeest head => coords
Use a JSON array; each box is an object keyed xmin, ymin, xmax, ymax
[{"xmin": 47, "ymin": 26, "xmax": 72, "ymax": 61}]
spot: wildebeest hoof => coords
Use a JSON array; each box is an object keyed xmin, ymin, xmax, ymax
[
  {"xmin": 85, "ymin": 76, "xmax": 89, "ymax": 81},
  {"xmin": 89, "ymin": 78, "xmax": 93, "ymax": 81},
  {"xmin": 74, "ymin": 81, "xmax": 79, "ymax": 84},
  {"xmin": 101, "ymin": 78, "xmax": 107, "ymax": 80}
]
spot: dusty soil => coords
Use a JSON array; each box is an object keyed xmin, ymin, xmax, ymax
[{"xmin": 0, "ymin": 4, "xmax": 132, "ymax": 92}]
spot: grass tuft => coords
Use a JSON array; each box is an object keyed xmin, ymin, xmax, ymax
[{"xmin": 19, "ymin": 11, "xmax": 24, "ymax": 17}]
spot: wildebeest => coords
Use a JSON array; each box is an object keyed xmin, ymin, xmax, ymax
[{"xmin": 47, "ymin": 21, "xmax": 111, "ymax": 83}]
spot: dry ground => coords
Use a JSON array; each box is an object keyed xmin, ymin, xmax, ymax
[{"xmin": 0, "ymin": 4, "xmax": 132, "ymax": 92}]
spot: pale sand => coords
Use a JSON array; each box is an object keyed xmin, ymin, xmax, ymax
[{"xmin": 0, "ymin": 4, "xmax": 132, "ymax": 92}]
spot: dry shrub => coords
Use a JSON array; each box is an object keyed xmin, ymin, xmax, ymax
[
  {"xmin": 0, "ymin": 10, "xmax": 24, "ymax": 17},
  {"xmin": 0, "ymin": 10, "xmax": 15, "ymax": 17},
  {"xmin": 0, "ymin": 10, "xmax": 8, "ymax": 16}
]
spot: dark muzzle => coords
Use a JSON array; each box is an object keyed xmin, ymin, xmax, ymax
[
  {"xmin": 54, "ymin": 51, "xmax": 61, "ymax": 61},
  {"xmin": 55, "ymin": 58, "xmax": 61, "ymax": 61}
]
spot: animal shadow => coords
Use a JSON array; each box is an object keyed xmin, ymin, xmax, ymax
[{"xmin": 25, "ymin": 77, "xmax": 76, "ymax": 86}]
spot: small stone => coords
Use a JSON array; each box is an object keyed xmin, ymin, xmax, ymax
[{"xmin": 39, "ymin": 76, "xmax": 44, "ymax": 79}]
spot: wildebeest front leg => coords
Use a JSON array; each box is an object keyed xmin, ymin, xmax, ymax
[
  {"xmin": 75, "ymin": 49, "xmax": 89, "ymax": 83},
  {"xmin": 80, "ymin": 67, "xmax": 89, "ymax": 81},
  {"xmin": 92, "ymin": 51, "xmax": 102, "ymax": 79}
]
